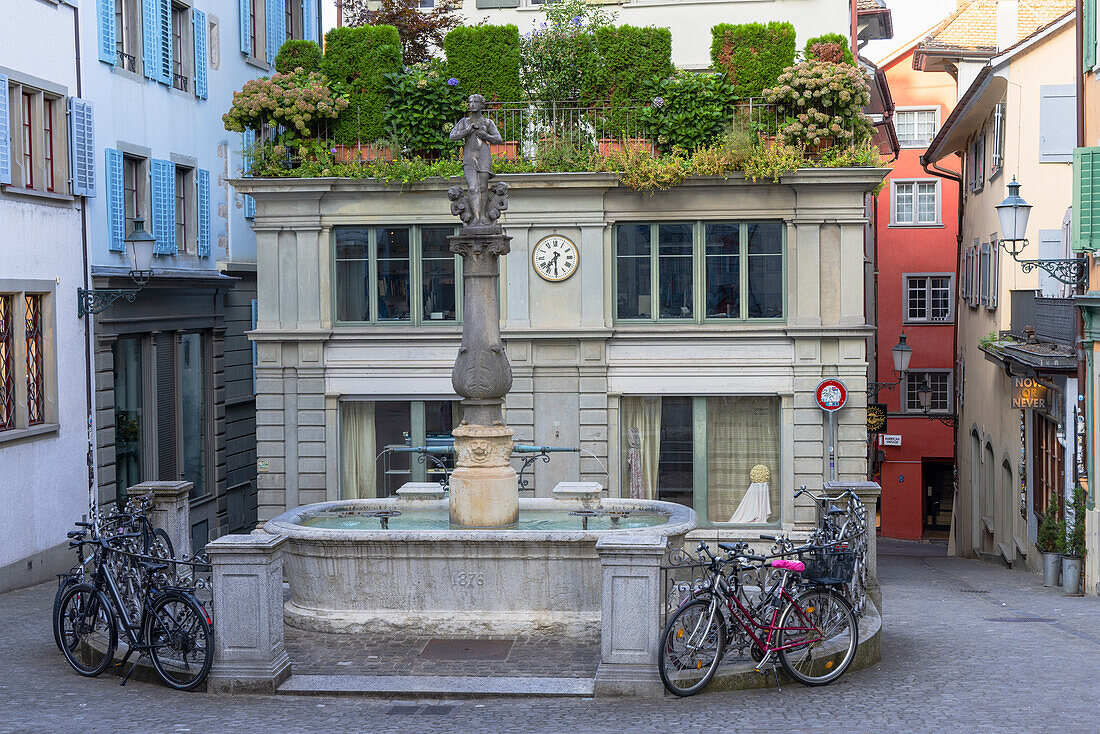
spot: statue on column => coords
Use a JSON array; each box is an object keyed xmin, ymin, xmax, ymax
[{"xmin": 448, "ymin": 94, "xmax": 509, "ymax": 231}]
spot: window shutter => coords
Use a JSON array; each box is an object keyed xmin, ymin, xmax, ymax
[
  {"xmin": 197, "ymin": 168, "xmax": 211, "ymax": 257},
  {"xmin": 67, "ymin": 98, "xmax": 96, "ymax": 197},
  {"xmin": 155, "ymin": 333, "xmax": 178, "ymax": 482},
  {"xmin": 1085, "ymin": 0, "xmax": 1096, "ymax": 71},
  {"xmin": 303, "ymin": 0, "xmax": 317, "ymax": 43},
  {"xmin": 242, "ymin": 130, "xmax": 256, "ymax": 219},
  {"xmin": 0, "ymin": 73, "xmax": 9, "ymax": 185},
  {"xmin": 192, "ymin": 9, "xmax": 208, "ymax": 99},
  {"xmin": 239, "ymin": 0, "xmax": 252, "ymax": 56},
  {"xmin": 1040, "ymin": 85, "xmax": 1076, "ymax": 163},
  {"xmin": 265, "ymin": 0, "xmax": 283, "ymax": 65},
  {"xmin": 988, "ymin": 241, "xmax": 999, "ymax": 309},
  {"xmin": 142, "ymin": 0, "xmax": 159, "ymax": 79},
  {"xmin": 98, "ymin": 0, "xmax": 117, "ymax": 65},
  {"xmin": 150, "ymin": 159, "xmax": 177, "ymax": 255},
  {"xmin": 159, "ymin": 0, "xmax": 172, "ymax": 84},
  {"xmin": 1073, "ymin": 147, "xmax": 1100, "ymax": 252},
  {"xmin": 105, "ymin": 149, "xmax": 126, "ymax": 252}
]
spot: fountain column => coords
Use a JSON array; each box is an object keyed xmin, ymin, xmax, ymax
[{"xmin": 447, "ymin": 93, "xmax": 518, "ymax": 528}]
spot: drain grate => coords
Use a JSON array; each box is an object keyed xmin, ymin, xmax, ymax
[
  {"xmin": 386, "ymin": 705, "xmax": 424, "ymax": 715},
  {"xmin": 960, "ymin": 589, "xmax": 989, "ymax": 594},
  {"xmin": 985, "ymin": 617, "xmax": 1054, "ymax": 623},
  {"xmin": 419, "ymin": 638, "xmax": 515, "ymax": 661}
]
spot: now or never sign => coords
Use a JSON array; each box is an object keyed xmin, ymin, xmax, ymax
[{"xmin": 1011, "ymin": 377, "xmax": 1048, "ymax": 410}]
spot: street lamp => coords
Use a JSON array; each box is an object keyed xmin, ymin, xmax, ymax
[
  {"xmin": 77, "ymin": 218, "xmax": 157, "ymax": 317},
  {"xmin": 868, "ymin": 333, "xmax": 913, "ymax": 400},
  {"xmin": 995, "ymin": 176, "xmax": 1086, "ymax": 286},
  {"xmin": 917, "ymin": 375, "xmax": 958, "ymax": 428}
]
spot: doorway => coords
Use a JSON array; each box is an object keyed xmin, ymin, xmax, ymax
[{"xmin": 922, "ymin": 459, "xmax": 954, "ymax": 539}]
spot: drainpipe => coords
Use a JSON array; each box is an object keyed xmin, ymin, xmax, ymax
[{"xmin": 1075, "ymin": 0, "xmax": 1088, "ymax": 511}]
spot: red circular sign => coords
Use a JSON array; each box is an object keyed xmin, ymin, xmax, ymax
[{"xmin": 815, "ymin": 379, "xmax": 848, "ymax": 412}]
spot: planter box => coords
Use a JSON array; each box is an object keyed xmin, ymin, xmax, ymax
[
  {"xmin": 597, "ymin": 137, "xmax": 655, "ymax": 157},
  {"xmin": 333, "ymin": 144, "xmax": 397, "ymax": 163},
  {"xmin": 490, "ymin": 141, "xmax": 520, "ymax": 160}
]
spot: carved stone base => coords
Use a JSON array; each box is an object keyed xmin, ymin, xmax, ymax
[{"xmin": 450, "ymin": 424, "xmax": 518, "ymax": 528}]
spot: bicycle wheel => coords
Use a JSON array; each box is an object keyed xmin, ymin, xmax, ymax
[
  {"xmin": 144, "ymin": 592, "xmax": 213, "ymax": 691},
  {"xmin": 55, "ymin": 583, "xmax": 117, "ymax": 677},
  {"xmin": 776, "ymin": 588, "xmax": 857, "ymax": 686},
  {"xmin": 658, "ymin": 598, "xmax": 726, "ymax": 697},
  {"xmin": 53, "ymin": 574, "xmax": 80, "ymax": 651}
]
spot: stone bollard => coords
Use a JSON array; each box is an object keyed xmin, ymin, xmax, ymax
[
  {"xmin": 206, "ymin": 533, "xmax": 291, "ymax": 694},
  {"xmin": 825, "ymin": 480, "xmax": 882, "ymax": 610},
  {"xmin": 126, "ymin": 481, "xmax": 193, "ymax": 559},
  {"xmin": 593, "ymin": 534, "xmax": 667, "ymax": 696}
]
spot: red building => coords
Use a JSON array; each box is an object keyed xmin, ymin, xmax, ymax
[{"xmin": 871, "ymin": 36, "xmax": 959, "ymax": 541}]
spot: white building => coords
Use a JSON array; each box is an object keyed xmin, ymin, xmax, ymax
[{"xmin": 0, "ymin": 0, "xmax": 91, "ymax": 590}]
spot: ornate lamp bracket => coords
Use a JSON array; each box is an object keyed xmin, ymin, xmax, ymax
[
  {"xmin": 76, "ymin": 287, "xmax": 141, "ymax": 318},
  {"xmin": 1016, "ymin": 258, "xmax": 1089, "ymax": 287}
]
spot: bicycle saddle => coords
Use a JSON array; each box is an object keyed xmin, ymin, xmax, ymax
[
  {"xmin": 825, "ymin": 504, "xmax": 847, "ymax": 516},
  {"xmin": 770, "ymin": 559, "xmax": 805, "ymax": 572},
  {"xmin": 138, "ymin": 560, "xmax": 169, "ymax": 574}
]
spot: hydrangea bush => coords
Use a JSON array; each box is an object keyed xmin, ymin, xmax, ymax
[
  {"xmin": 222, "ymin": 68, "xmax": 348, "ymax": 142},
  {"xmin": 764, "ymin": 60, "xmax": 873, "ymax": 149},
  {"xmin": 383, "ymin": 61, "xmax": 467, "ymax": 156}
]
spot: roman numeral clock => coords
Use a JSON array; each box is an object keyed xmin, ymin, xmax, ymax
[{"xmin": 531, "ymin": 234, "xmax": 579, "ymax": 282}]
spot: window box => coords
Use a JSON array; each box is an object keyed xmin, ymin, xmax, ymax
[
  {"xmin": 597, "ymin": 137, "xmax": 655, "ymax": 157},
  {"xmin": 333, "ymin": 144, "xmax": 397, "ymax": 163}
]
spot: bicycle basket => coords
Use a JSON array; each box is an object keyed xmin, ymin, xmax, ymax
[{"xmin": 801, "ymin": 547, "xmax": 856, "ymax": 585}]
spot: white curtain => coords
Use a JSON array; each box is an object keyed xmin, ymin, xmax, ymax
[
  {"xmin": 340, "ymin": 401, "xmax": 377, "ymax": 499},
  {"xmin": 621, "ymin": 397, "xmax": 662, "ymax": 500},
  {"xmin": 707, "ymin": 397, "xmax": 780, "ymax": 523}
]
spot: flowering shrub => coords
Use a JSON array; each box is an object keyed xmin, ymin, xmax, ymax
[
  {"xmin": 764, "ymin": 60, "xmax": 873, "ymax": 149},
  {"xmin": 518, "ymin": 0, "xmax": 614, "ymax": 101},
  {"xmin": 383, "ymin": 61, "xmax": 467, "ymax": 156},
  {"xmin": 222, "ymin": 68, "xmax": 348, "ymax": 143}
]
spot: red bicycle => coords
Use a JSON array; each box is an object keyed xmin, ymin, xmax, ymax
[{"xmin": 658, "ymin": 540, "xmax": 858, "ymax": 696}]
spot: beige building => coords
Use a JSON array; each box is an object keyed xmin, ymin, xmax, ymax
[{"xmin": 236, "ymin": 168, "xmax": 885, "ymax": 539}]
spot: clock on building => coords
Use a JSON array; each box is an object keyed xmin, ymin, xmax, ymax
[{"xmin": 532, "ymin": 235, "xmax": 579, "ymax": 282}]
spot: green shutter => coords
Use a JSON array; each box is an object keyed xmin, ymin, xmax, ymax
[
  {"xmin": 1086, "ymin": 0, "xmax": 1096, "ymax": 71},
  {"xmin": 1074, "ymin": 147, "xmax": 1100, "ymax": 252}
]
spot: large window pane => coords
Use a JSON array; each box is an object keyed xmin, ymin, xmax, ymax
[
  {"xmin": 421, "ymin": 226, "xmax": 457, "ymax": 322},
  {"xmin": 179, "ymin": 333, "xmax": 208, "ymax": 499},
  {"xmin": 707, "ymin": 396, "xmax": 780, "ymax": 524},
  {"xmin": 621, "ymin": 396, "xmax": 693, "ymax": 508},
  {"xmin": 335, "ymin": 227, "xmax": 370, "ymax": 321},
  {"xmin": 658, "ymin": 224, "xmax": 693, "ymax": 318},
  {"xmin": 377, "ymin": 227, "xmax": 411, "ymax": 321},
  {"xmin": 657, "ymin": 397, "xmax": 693, "ymax": 508},
  {"xmin": 746, "ymin": 222, "xmax": 782, "ymax": 318},
  {"xmin": 113, "ymin": 337, "xmax": 143, "ymax": 503},
  {"xmin": 705, "ymin": 223, "xmax": 739, "ymax": 318},
  {"xmin": 616, "ymin": 224, "xmax": 651, "ymax": 319},
  {"xmin": 375, "ymin": 401, "xmax": 412, "ymax": 496}
]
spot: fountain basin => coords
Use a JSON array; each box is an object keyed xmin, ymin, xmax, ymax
[{"xmin": 264, "ymin": 496, "xmax": 696, "ymax": 637}]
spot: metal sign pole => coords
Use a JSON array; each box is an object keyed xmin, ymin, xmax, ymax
[{"xmin": 829, "ymin": 411, "xmax": 838, "ymax": 482}]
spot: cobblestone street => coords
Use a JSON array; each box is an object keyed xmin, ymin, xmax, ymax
[{"xmin": 2, "ymin": 540, "xmax": 1097, "ymax": 734}]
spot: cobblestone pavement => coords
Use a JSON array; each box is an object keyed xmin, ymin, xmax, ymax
[{"xmin": 2, "ymin": 539, "xmax": 1098, "ymax": 733}]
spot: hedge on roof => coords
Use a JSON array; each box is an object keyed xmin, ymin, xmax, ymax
[
  {"xmin": 710, "ymin": 22, "xmax": 797, "ymax": 98},
  {"xmin": 804, "ymin": 32, "xmax": 856, "ymax": 65},
  {"xmin": 586, "ymin": 25, "xmax": 673, "ymax": 105},
  {"xmin": 322, "ymin": 26, "xmax": 403, "ymax": 143},
  {"xmin": 444, "ymin": 25, "xmax": 523, "ymax": 104},
  {"xmin": 274, "ymin": 39, "xmax": 324, "ymax": 75}
]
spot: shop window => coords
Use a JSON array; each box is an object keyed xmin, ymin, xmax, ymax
[
  {"xmin": 179, "ymin": 333, "xmax": 209, "ymax": 498},
  {"xmin": 335, "ymin": 225, "xmax": 460, "ymax": 325},
  {"xmin": 895, "ymin": 108, "xmax": 938, "ymax": 148},
  {"xmin": 1033, "ymin": 413, "xmax": 1064, "ymax": 517},
  {"xmin": 904, "ymin": 371, "xmax": 951, "ymax": 413},
  {"xmin": 904, "ymin": 275, "xmax": 953, "ymax": 323},
  {"xmin": 616, "ymin": 221, "xmax": 784, "ymax": 323},
  {"xmin": 620, "ymin": 395, "xmax": 782, "ymax": 526},
  {"xmin": 113, "ymin": 337, "xmax": 144, "ymax": 501}
]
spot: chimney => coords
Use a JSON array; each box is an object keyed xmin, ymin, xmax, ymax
[{"xmin": 996, "ymin": 0, "xmax": 1019, "ymax": 50}]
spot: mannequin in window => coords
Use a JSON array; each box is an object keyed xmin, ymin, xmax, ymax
[{"xmin": 728, "ymin": 464, "xmax": 771, "ymax": 524}]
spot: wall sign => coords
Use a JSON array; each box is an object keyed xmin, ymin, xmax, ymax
[
  {"xmin": 815, "ymin": 379, "xmax": 848, "ymax": 412},
  {"xmin": 881, "ymin": 434, "xmax": 902, "ymax": 447},
  {"xmin": 867, "ymin": 403, "xmax": 887, "ymax": 433},
  {"xmin": 1011, "ymin": 377, "xmax": 1047, "ymax": 409}
]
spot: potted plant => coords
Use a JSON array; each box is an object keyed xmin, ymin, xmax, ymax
[
  {"xmin": 1062, "ymin": 485, "xmax": 1086, "ymax": 595},
  {"xmin": 1035, "ymin": 490, "xmax": 1063, "ymax": 587}
]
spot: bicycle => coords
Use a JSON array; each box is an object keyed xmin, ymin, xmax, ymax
[
  {"xmin": 797, "ymin": 486, "xmax": 869, "ymax": 616},
  {"xmin": 658, "ymin": 540, "xmax": 858, "ymax": 697},
  {"xmin": 55, "ymin": 534, "xmax": 213, "ymax": 691}
]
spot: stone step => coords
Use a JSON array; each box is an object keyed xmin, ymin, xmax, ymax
[{"xmin": 277, "ymin": 674, "xmax": 595, "ymax": 698}]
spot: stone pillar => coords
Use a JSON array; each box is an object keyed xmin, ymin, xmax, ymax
[
  {"xmin": 206, "ymin": 533, "xmax": 291, "ymax": 694},
  {"xmin": 825, "ymin": 480, "xmax": 881, "ymax": 609},
  {"xmin": 593, "ymin": 534, "xmax": 667, "ymax": 696},
  {"xmin": 126, "ymin": 481, "xmax": 193, "ymax": 559}
]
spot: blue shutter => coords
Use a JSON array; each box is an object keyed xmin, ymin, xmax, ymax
[
  {"xmin": 159, "ymin": 0, "xmax": 172, "ymax": 85},
  {"xmin": 239, "ymin": 0, "xmax": 252, "ymax": 56},
  {"xmin": 197, "ymin": 169, "xmax": 211, "ymax": 257},
  {"xmin": 0, "ymin": 73, "xmax": 9, "ymax": 185},
  {"xmin": 150, "ymin": 159, "xmax": 177, "ymax": 255},
  {"xmin": 303, "ymin": 0, "xmax": 317, "ymax": 43},
  {"xmin": 67, "ymin": 98, "xmax": 96, "ymax": 197},
  {"xmin": 142, "ymin": 0, "xmax": 159, "ymax": 79},
  {"xmin": 98, "ymin": 0, "xmax": 117, "ymax": 65},
  {"xmin": 265, "ymin": 0, "xmax": 283, "ymax": 65},
  {"xmin": 193, "ymin": 9, "xmax": 208, "ymax": 99},
  {"xmin": 105, "ymin": 149, "xmax": 126, "ymax": 252},
  {"xmin": 242, "ymin": 130, "xmax": 256, "ymax": 219}
]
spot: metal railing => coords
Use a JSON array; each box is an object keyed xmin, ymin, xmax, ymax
[
  {"xmin": 117, "ymin": 51, "xmax": 137, "ymax": 73},
  {"xmin": 173, "ymin": 73, "xmax": 189, "ymax": 93}
]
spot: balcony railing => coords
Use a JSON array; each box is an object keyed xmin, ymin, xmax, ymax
[
  {"xmin": 1009, "ymin": 289, "xmax": 1076, "ymax": 346},
  {"xmin": 173, "ymin": 74, "xmax": 189, "ymax": 93},
  {"xmin": 117, "ymin": 51, "xmax": 137, "ymax": 73}
]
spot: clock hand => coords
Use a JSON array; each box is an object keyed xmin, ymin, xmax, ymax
[{"xmin": 550, "ymin": 251, "xmax": 559, "ymax": 276}]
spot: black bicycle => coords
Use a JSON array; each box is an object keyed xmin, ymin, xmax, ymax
[{"xmin": 55, "ymin": 534, "xmax": 213, "ymax": 691}]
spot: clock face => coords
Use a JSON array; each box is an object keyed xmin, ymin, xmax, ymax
[{"xmin": 532, "ymin": 235, "xmax": 579, "ymax": 282}]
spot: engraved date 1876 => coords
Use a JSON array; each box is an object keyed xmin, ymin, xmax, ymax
[{"xmin": 452, "ymin": 572, "xmax": 485, "ymax": 587}]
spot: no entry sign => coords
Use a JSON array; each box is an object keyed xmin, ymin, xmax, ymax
[{"xmin": 815, "ymin": 379, "xmax": 848, "ymax": 412}]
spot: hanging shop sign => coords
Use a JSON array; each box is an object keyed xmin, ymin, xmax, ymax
[
  {"xmin": 867, "ymin": 403, "xmax": 887, "ymax": 433},
  {"xmin": 815, "ymin": 379, "xmax": 848, "ymax": 412},
  {"xmin": 1011, "ymin": 377, "xmax": 1047, "ymax": 409}
]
